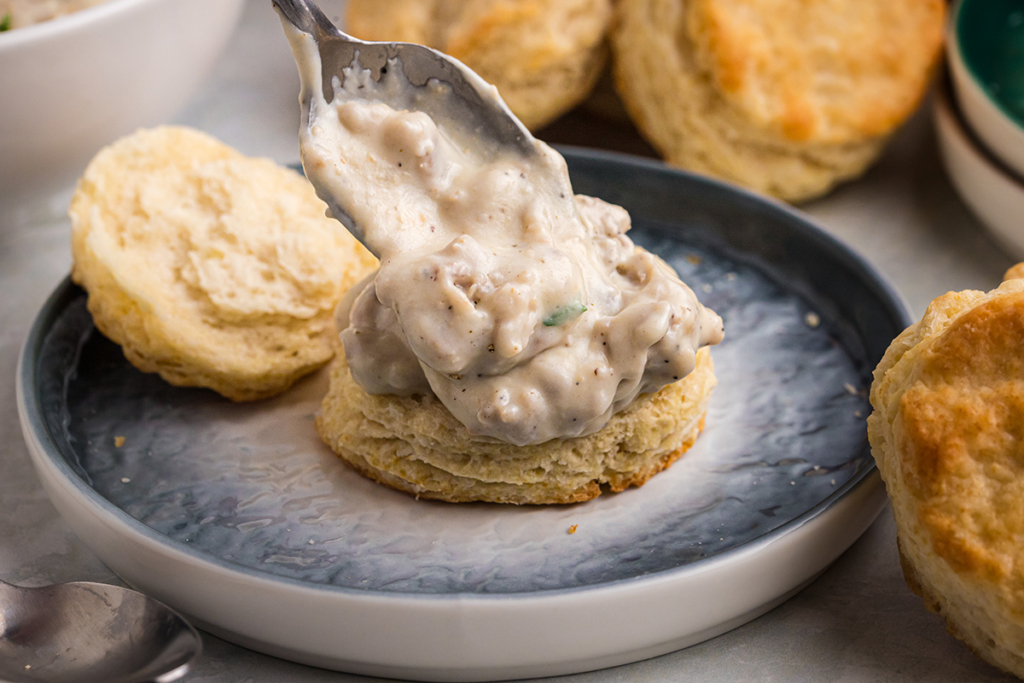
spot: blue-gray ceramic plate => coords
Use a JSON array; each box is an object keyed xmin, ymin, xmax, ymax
[{"xmin": 17, "ymin": 148, "xmax": 911, "ymax": 681}]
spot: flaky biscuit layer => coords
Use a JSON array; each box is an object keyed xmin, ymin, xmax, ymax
[{"xmin": 317, "ymin": 347, "xmax": 716, "ymax": 504}]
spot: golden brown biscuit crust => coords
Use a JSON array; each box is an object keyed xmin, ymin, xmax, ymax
[
  {"xmin": 869, "ymin": 279, "xmax": 1024, "ymax": 677},
  {"xmin": 612, "ymin": 0, "xmax": 945, "ymax": 201},
  {"xmin": 898, "ymin": 292, "xmax": 1024, "ymax": 582},
  {"xmin": 316, "ymin": 348, "xmax": 716, "ymax": 504},
  {"xmin": 688, "ymin": 0, "xmax": 945, "ymax": 144}
]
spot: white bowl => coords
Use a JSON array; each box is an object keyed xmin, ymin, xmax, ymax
[
  {"xmin": 0, "ymin": 0, "xmax": 245, "ymax": 206},
  {"xmin": 935, "ymin": 78, "xmax": 1024, "ymax": 260},
  {"xmin": 946, "ymin": 0, "xmax": 1024, "ymax": 179}
]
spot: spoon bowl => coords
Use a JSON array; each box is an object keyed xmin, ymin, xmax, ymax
[
  {"xmin": 273, "ymin": 0, "xmax": 540, "ymax": 252},
  {"xmin": 0, "ymin": 579, "xmax": 201, "ymax": 683},
  {"xmin": 272, "ymin": 0, "xmax": 535, "ymax": 155}
]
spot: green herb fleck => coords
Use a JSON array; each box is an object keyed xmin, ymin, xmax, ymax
[
  {"xmin": 543, "ymin": 300, "xmax": 587, "ymax": 327},
  {"xmin": 0, "ymin": 13, "xmax": 12, "ymax": 32}
]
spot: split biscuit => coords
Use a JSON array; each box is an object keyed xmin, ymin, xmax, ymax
[
  {"xmin": 316, "ymin": 347, "xmax": 716, "ymax": 505},
  {"xmin": 70, "ymin": 126, "xmax": 377, "ymax": 401},
  {"xmin": 345, "ymin": 0, "xmax": 613, "ymax": 131},
  {"xmin": 868, "ymin": 274, "xmax": 1024, "ymax": 677},
  {"xmin": 612, "ymin": 0, "xmax": 945, "ymax": 201}
]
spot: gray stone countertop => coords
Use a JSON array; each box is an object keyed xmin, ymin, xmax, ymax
[{"xmin": 0, "ymin": 1, "xmax": 1019, "ymax": 681}]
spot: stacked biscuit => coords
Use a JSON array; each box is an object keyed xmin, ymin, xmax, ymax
[
  {"xmin": 869, "ymin": 268, "xmax": 1024, "ymax": 677},
  {"xmin": 346, "ymin": 0, "xmax": 945, "ymax": 202}
]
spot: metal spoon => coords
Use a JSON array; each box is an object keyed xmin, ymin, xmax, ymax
[
  {"xmin": 0, "ymin": 579, "xmax": 201, "ymax": 683},
  {"xmin": 272, "ymin": 0, "xmax": 535, "ymax": 155}
]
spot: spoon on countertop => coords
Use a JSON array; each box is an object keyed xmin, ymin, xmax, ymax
[{"xmin": 0, "ymin": 579, "xmax": 201, "ymax": 683}]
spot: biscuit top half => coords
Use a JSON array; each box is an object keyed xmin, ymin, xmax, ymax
[{"xmin": 687, "ymin": 0, "xmax": 946, "ymax": 143}]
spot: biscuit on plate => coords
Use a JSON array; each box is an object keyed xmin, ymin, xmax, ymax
[
  {"xmin": 70, "ymin": 126, "xmax": 377, "ymax": 401},
  {"xmin": 316, "ymin": 348, "xmax": 716, "ymax": 505},
  {"xmin": 868, "ymin": 274, "xmax": 1024, "ymax": 676},
  {"xmin": 345, "ymin": 0, "xmax": 613, "ymax": 131},
  {"xmin": 611, "ymin": 0, "xmax": 945, "ymax": 202}
]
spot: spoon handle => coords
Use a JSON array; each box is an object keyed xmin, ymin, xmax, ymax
[{"xmin": 272, "ymin": 0, "xmax": 340, "ymax": 39}]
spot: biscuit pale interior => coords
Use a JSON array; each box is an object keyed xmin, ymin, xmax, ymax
[
  {"xmin": 316, "ymin": 347, "xmax": 716, "ymax": 505},
  {"xmin": 869, "ymin": 279, "xmax": 1024, "ymax": 677},
  {"xmin": 70, "ymin": 126, "xmax": 378, "ymax": 401}
]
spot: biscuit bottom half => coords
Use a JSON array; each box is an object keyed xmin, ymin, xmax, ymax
[{"xmin": 316, "ymin": 348, "xmax": 716, "ymax": 505}]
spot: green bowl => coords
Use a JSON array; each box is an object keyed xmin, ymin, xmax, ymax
[
  {"xmin": 958, "ymin": 0, "xmax": 1024, "ymax": 127},
  {"xmin": 950, "ymin": 0, "xmax": 1024, "ymax": 176}
]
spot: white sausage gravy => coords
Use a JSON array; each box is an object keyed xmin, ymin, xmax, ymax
[{"xmin": 285, "ymin": 27, "xmax": 724, "ymax": 446}]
